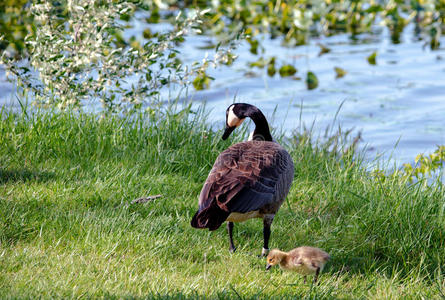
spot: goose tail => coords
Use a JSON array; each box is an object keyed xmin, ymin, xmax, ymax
[{"xmin": 191, "ymin": 201, "xmax": 229, "ymax": 231}]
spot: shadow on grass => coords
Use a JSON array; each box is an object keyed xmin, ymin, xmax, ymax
[
  {"xmin": 0, "ymin": 167, "xmax": 56, "ymax": 184},
  {"xmin": 211, "ymin": 221, "xmax": 373, "ymax": 278},
  {"xmin": 101, "ymin": 290, "xmax": 341, "ymax": 300},
  {"xmin": 220, "ymin": 214, "xmax": 399, "ymax": 279}
]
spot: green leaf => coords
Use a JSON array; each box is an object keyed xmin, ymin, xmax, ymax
[
  {"xmin": 193, "ymin": 73, "xmax": 211, "ymax": 90},
  {"xmin": 247, "ymin": 38, "xmax": 259, "ymax": 55},
  {"xmin": 365, "ymin": 5, "xmax": 383, "ymax": 13},
  {"xmin": 146, "ymin": 10, "xmax": 160, "ymax": 23},
  {"xmin": 415, "ymin": 154, "xmax": 422, "ymax": 164}
]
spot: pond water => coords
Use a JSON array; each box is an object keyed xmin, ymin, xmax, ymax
[
  {"xmin": 1, "ymin": 15, "xmax": 444, "ymax": 168},
  {"xmin": 180, "ymin": 24, "xmax": 445, "ymax": 167}
]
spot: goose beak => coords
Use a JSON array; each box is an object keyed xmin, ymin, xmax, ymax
[
  {"xmin": 222, "ymin": 126, "xmax": 236, "ymax": 140},
  {"xmin": 266, "ymin": 264, "xmax": 272, "ymax": 270}
]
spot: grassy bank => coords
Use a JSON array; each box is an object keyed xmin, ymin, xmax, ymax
[{"xmin": 0, "ymin": 106, "xmax": 444, "ymax": 299}]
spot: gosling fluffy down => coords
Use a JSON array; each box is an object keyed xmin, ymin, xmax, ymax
[{"xmin": 266, "ymin": 246, "xmax": 330, "ymax": 283}]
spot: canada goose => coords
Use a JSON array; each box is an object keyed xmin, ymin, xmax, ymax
[
  {"xmin": 191, "ymin": 103, "xmax": 294, "ymax": 256},
  {"xmin": 266, "ymin": 246, "xmax": 330, "ymax": 283}
]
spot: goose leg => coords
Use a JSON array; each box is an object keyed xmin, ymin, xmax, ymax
[
  {"xmin": 227, "ymin": 222, "xmax": 236, "ymax": 253},
  {"xmin": 314, "ymin": 267, "xmax": 320, "ymax": 284},
  {"xmin": 261, "ymin": 215, "xmax": 274, "ymax": 257}
]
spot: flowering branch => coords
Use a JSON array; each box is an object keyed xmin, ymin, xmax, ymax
[{"xmin": 1, "ymin": 1, "xmax": 240, "ymax": 111}]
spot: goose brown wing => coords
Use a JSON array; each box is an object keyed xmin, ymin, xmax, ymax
[{"xmin": 191, "ymin": 141, "xmax": 290, "ymax": 230}]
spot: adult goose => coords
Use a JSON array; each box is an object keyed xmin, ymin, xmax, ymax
[{"xmin": 191, "ymin": 103, "xmax": 294, "ymax": 256}]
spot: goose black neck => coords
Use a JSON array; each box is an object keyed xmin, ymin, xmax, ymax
[{"xmin": 246, "ymin": 106, "xmax": 273, "ymax": 141}]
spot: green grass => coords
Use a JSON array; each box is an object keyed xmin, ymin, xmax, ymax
[{"xmin": 0, "ymin": 105, "xmax": 444, "ymax": 299}]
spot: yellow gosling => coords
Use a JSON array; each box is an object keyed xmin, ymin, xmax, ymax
[{"xmin": 266, "ymin": 246, "xmax": 330, "ymax": 283}]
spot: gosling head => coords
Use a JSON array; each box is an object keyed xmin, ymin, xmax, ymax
[{"xmin": 265, "ymin": 249, "xmax": 284, "ymax": 270}]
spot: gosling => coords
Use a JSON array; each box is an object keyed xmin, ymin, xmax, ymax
[{"xmin": 266, "ymin": 246, "xmax": 330, "ymax": 283}]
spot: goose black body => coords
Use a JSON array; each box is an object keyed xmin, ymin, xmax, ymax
[{"xmin": 191, "ymin": 103, "xmax": 294, "ymax": 256}]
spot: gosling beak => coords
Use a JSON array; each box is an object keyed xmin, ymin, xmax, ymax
[
  {"xmin": 222, "ymin": 126, "xmax": 236, "ymax": 140},
  {"xmin": 266, "ymin": 264, "xmax": 272, "ymax": 271}
]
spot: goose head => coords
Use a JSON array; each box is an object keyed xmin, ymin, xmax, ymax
[{"xmin": 222, "ymin": 103, "xmax": 273, "ymax": 141}]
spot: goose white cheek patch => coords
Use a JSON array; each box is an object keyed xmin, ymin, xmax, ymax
[{"xmin": 227, "ymin": 106, "xmax": 245, "ymax": 127}]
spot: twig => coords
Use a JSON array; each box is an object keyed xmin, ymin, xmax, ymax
[{"xmin": 131, "ymin": 194, "xmax": 162, "ymax": 204}]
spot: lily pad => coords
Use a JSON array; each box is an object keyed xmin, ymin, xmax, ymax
[
  {"xmin": 249, "ymin": 57, "xmax": 267, "ymax": 69},
  {"xmin": 334, "ymin": 67, "xmax": 347, "ymax": 78},
  {"xmin": 367, "ymin": 51, "xmax": 377, "ymax": 65},
  {"xmin": 306, "ymin": 71, "xmax": 318, "ymax": 90},
  {"xmin": 267, "ymin": 57, "xmax": 276, "ymax": 77},
  {"xmin": 267, "ymin": 65, "xmax": 276, "ymax": 77},
  {"xmin": 196, "ymin": 43, "xmax": 216, "ymax": 50},
  {"xmin": 279, "ymin": 65, "xmax": 297, "ymax": 77},
  {"xmin": 317, "ymin": 43, "xmax": 331, "ymax": 56},
  {"xmin": 143, "ymin": 28, "xmax": 153, "ymax": 39}
]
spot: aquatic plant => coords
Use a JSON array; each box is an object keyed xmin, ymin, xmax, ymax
[
  {"xmin": 402, "ymin": 146, "xmax": 445, "ymax": 182},
  {"xmin": 367, "ymin": 51, "xmax": 377, "ymax": 65},
  {"xmin": 278, "ymin": 64, "xmax": 297, "ymax": 77},
  {"xmin": 306, "ymin": 71, "xmax": 319, "ymax": 90},
  {"xmin": 174, "ymin": 0, "xmax": 443, "ymax": 48},
  {"xmin": 334, "ymin": 66, "xmax": 347, "ymax": 79}
]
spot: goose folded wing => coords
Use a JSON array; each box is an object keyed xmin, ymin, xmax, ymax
[{"xmin": 199, "ymin": 143, "xmax": 286, "ymax": 214}]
